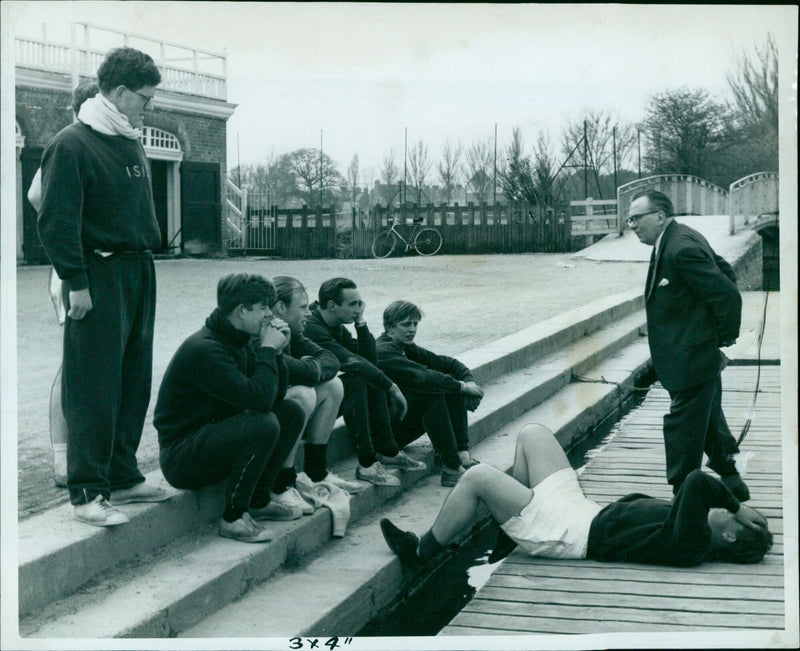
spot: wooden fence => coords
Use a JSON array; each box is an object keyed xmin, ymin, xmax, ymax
[
  {"xmin": 226, "ymin": 201, "xmax": 577, "ymax": 259},
  {"xmin": 728, "ymin": 172, "xmax": 779, "ymax": 235}
]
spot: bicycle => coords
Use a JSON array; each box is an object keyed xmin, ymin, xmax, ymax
[{"xmin": 371, "ymin": 216, "xmax": 443, "ymax": 258}]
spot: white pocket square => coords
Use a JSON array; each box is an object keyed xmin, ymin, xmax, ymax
[{"xmin": 658, "ymin": 278, "xmax": 670, "ymax": 287}]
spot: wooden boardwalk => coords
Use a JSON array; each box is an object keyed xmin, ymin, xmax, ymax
[{"xmin": 443, "ymin": 293, "xmax": 787, "ymax": 637}]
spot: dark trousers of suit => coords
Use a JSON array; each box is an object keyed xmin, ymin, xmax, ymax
[
  {"xmin": 393, "ymin": 392, "xmax": 469, "ymax": 470},
  {"xmin": 663, "ymin": 373, "xmax": 739, "ymax": 493},
  {"xmin": 63, "ymin": 252, "xmax": 155, "ymax": 505},
  {"xmin": 340, "ymin": 374, "xmax": 400, "ymax": 466}
]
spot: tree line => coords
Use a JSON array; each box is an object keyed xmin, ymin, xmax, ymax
[{"xmin": 230, "ymin": 35, "xmax": 778, "ymax": 214}]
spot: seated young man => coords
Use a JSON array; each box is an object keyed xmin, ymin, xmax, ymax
[
  {"xmin": 304, "ymin": 277, "xmax": 425, "ymax": 487},
  {"xmin": 154, "ymin": 274, "xmax": 307, "ymax": 543},
  {"xmin": 376, "ymin": 301, "xmax": 483, "ymax": 487},
  {"xmin": 269, "ymin": 276, "xmax": 364, "ymax": 496},
  {"xmin": 381, "ymin": 424, "xmax": 772, "ymax": 570}
]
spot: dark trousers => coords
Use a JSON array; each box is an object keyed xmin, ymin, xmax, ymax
[
  {"xmin": 159, "ymin": 400, "xmax": 306, "ymax": 518},
  {"xmin": 394, "ymin": 392, "xmax": 469, "ymax": 470},
  {"xmin": 339, "ymin": 374, "xmax": 399, "ymax": 466},
  {"xmin": 63, "ymin": 252, "xmax": 156, "ymax": 505},
  {"xmin": 664, "ymin": 373, "xmax": 739, "ymax": 493}
]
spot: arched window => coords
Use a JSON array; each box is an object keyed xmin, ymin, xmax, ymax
[{"xmin": 140, "ymin": 126, "xmax": 182, "ymax": 161}]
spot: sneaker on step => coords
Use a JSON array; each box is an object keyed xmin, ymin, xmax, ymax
[
  {"xmin": 721, "ymin": 474, "xmax": 751, "ymax": 502},
  {"xmin": 219, "ymin": 512, "xmax": 272, "ymax": 543},
  {"xmin": 356, "ymin": 461, "xmax": 401, "ymax": 487},
  {"xmin": 74, "ymin": 495, "xmax": 129, "ymax": 527},
  {"xmin": 377, "ymin": 451, "xmax": 427, "ymax": 471},
  {"xmin": 110, "ymin": 482, "xmax": 171, "ymax": 505},
  {"xmin": 441, "ymin": 465, "xmax": 466, "ymax": 487},
  {"xmin": 249, "ymin": 496, "xmax": 304, "ymax": 521},
  {"xmin": 319, "ymin": 471, "xmax": 368, "ymax": 494},
  {"xmin": 276, "ymin": 486, "xmax": 314, "ymax": 515}
]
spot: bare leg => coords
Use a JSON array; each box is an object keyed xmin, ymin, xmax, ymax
[
  {"xmin": 430, "ymin": 464, "xmax": 531, "ymax": 545},
  {"xmin": 281, "ymin": 386, "xmax": 314, "ymax": 467},
  {"xmin": 511, "ymin": 423, "xmax": 571, "ymax": 488},
  {"xmin": 50, "ymin": 365, "xmax": 68, "ymax": 485},
  {"xmin": 305, "ymin": 378, "xmax": 343, "ymax": 444}
]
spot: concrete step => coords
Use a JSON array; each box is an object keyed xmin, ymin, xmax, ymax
[
  {"xmin": 20, "ymin": 337, "xmax": 652, "ymax": 639},
  {"xmin": 18, "ymin": 299, "xmax": 646, "ymax": 622},
  {"xmin": 179, "ymin": 340, "xmax": 653, "ymax": 638}
]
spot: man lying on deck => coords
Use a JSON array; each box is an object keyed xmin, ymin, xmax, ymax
[{"xmin": 381, "ymin": 424, "xmax": 772, "ymax": 571}]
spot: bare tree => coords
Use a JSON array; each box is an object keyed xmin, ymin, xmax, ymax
[
  {"xmin": 727, "ymin": 33, "xmax": 778, "ymax": 137},
  {"xmin": 438, "ymin": 140, "xmax": 462, "ymax": 205},
  {"xmin": 379, "ymin": 149, "xmax": 401, "ymax": 206},
  {"xmin": 561, "ymin": 109, "xmax": 637, "ymax": 194},
  {"xmin": 345, "ymin": 153, "xmax": 360, "ymax": 206},
  {"xmin": 464, "ymin": 138, "xmax": 493, "ymax": 204},
  {"xmin": 408, "ymin": 140, "xmax": 431, "ymax": 205},
  {"xmin": 285, "ymin": 148, "xmax": 344, "ymax": 209},
  {"xmin": 531, "ymin": 131, "xmax": 563, "ymax": 209}
]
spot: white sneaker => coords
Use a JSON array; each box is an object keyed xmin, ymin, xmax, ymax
[
  {"xmin": 319, "ymin": 471, "xmax": 368, "ymax": 494},
  {"xmin": 275, "ymin": 486, "xmax": 315, "ymax": 515},
  {"xmin": 219, "ymin": 512, "xmax": 272, "ymax": 543},
  {"xmin": 377, "ymin": 450, "xmax": 427, "ymax": 471},
  {"xmin": 74, "ymin": 495, "xmax": 129, "ymax": 527},
  {"xmin": 356, "ymin": 461, "xmax": 401, "ymax": 487},
  {"xmin": 249, "ymin": 492, "xmax": 305, "ymax": 521}
]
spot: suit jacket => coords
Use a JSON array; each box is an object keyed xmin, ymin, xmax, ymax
[{"xmin": 644, "ymin": 221, "xmax": 741, "ymax": 392}]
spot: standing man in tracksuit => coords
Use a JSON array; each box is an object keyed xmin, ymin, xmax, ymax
[{"xmin": 37, "ymin": 47, "xmax": 169, "ymax": 526}]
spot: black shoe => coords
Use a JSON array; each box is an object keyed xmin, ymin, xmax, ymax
[
  {"xmin": 488, "ymin": 526, "xmax": 517, "ymax": 564},
  {"xmin": 380, "ymin": 518, "xmax": 422, "ymax": 572},
  {"xmin": 721, "ymin": 474, "xmax": 751, "ymax": 502}
]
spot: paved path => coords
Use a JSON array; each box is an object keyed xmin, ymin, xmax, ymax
[{"xmin": 16, "ymin": 253, "xmax": 646, "ymax": 517}]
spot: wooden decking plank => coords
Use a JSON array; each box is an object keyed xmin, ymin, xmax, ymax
[{"xmin": 442, "ymin": 359, "xmax": 786, "ymax": 637}]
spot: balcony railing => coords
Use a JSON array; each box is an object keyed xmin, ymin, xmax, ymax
[{"xmin": 15, "ymin": 22, "xmax": 227, "ymax": 101}]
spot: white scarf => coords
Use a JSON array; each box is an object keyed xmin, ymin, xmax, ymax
[{"xmin": 77, "ymin": 94, "xmax": 141, "ymax": 140}]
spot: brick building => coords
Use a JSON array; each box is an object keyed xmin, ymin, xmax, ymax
[{"xmin": 14, "ymin": 23, "xmax": 236, "ymax": 262}]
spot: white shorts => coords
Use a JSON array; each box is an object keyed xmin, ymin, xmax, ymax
[{"xmin": 501, "ymin": 467, "xmax": 601, "ymax": 559}]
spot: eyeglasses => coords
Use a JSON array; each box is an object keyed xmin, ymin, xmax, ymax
[
  {"xmin": 626, "ymin": 209, "xmax": 659, "ymax": 228},
  {"xmin": 126, "ymin": 87, "xmax": 154, "ymax": 108}
]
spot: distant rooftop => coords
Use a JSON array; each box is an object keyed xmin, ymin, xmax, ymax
[{"xmin": 15, "ymin": 22, "xmax": 227, "ymax": 101}]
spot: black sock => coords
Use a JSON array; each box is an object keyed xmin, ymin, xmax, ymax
[
  {"xmin": 418, "ymin": 530, "xmax": 444, "ymax": 563},
  {"xmin": 273, "ymin": 467, "xmax": 297, "ymax": 494},
  {"xmin": 222, "ymin": 506, "xmax": 243, "ymax": 523},
  {"xmin": 304, "ymin": 443, "xmax": 328, "ymax": 483}
]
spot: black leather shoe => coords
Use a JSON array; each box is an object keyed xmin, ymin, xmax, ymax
[
  {"xmin": 721, "ymin": 474, "xmax": 751, "ymax": 502},
  {"xmin": 380, "ymin": 519, "xmax": 422, "ymax": 572}
]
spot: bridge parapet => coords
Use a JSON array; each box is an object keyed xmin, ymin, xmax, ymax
[
  {"xmin": 728, "ymin": 172, "xmax": 779, "ymax": 235},
  {"xmin": 616, "ymin": 175, "xmax": 728, "ymax": 235}
]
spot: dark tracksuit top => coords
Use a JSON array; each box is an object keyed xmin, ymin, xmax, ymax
[
  {"xmin": 284, "ymin": 333, "xmax": 340, "ymax": 386},
  {"xmin": 155, "ymin": 309, "xmax": 289, "ymax": 448},
  {"xmin": 375, "ymin": 333, "xmax": 474, "ymax": 396},
  {"xmin": 304, "ymin": 308, "xmax": 393, "ymax": 391},
  {"xmin": 37, "ymin": 121, "xmax": 161, "ymax": 290},
  {"xmin": 586, "ymin": 469, "xmax": 742, "ymax": 567}
]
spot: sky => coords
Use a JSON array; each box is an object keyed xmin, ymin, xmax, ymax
[{"xmin": 4, "ymin": 2, "xmax": 795, "ymax": 184}]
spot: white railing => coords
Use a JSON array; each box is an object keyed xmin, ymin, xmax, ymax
[
  {"xmin": 569, "ymin": 198, "xmax": 617, "ymax": 236},
  {"xmin": 728, "ymin": 172, "xmax": 779, "ymax": 235},
  {"xmin": 616, "ymin": 175, "xmax": 729, "ymax": 235},
  {"xmin": 15, "ymin": 23, "xmax": 227, "ymax": 100}
]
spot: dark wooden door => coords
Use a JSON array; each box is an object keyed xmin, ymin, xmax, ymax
[{"xmin": 180, "ymin": 161, "xmax": 221, "ymax": 255}]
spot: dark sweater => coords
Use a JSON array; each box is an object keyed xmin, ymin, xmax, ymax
[
  {"xmin": 155, "ymin": 309, "xmax": 288, "ymax": 448},
  {"xmin": 304, "ymin": 308, "xmax": 393, "ymax": 391},
  {"xmin": 285, "ymin": 333, "xmax": 340, "ymax": 386},
  {"xmin": 586, "ymin": 469, "xmax": 741, "ymax": 567},
  {"xmin": 37, "ymin": 122, "xmax": 161, "ymax": 291},
  {"xmin": 375, "ymin": 333, "xmax": 474, "ymax": 395}
]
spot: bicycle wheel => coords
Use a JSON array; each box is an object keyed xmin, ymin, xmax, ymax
[
  {"xmin": 413, "ymin": 227, "xmax": 443, "ymax": 256},
  {"xmin": 371, "ymin": 230, "xmax": 397, "ymax": 258}
]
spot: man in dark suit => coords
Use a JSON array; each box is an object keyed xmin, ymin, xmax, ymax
[{"xmin": 627, "ymin": 190, "xmax": 749, "ymax": 501}]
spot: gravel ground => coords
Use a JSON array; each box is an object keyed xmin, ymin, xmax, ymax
[{"xmin": 15, "ymin": 252, "xmax": 646, "ymax": 517}]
